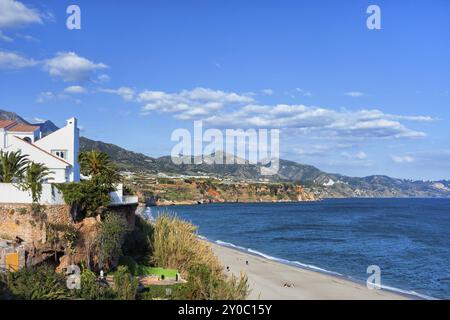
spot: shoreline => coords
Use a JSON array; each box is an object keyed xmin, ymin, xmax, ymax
[
  {"xmin": 207, "ymin": 240, "xmax": 415, "ymax": 300},
  {"xmin": 148, "ymin": 199, "xmax": 320, "ymax": 207}
]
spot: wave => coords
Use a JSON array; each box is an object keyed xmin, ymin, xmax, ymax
[{"xmin": 211, "ymin": 238, "xmax": 436, "ymax": 300}]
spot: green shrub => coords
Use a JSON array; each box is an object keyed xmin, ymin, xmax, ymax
[
  {"xmin": 6, "ymin": 265, "xmax": 71, "ymax": 300},
  {"xmin": 118, "ymin": 256, "xmax": 138, "ymax": 275},
  {"xmin": 122, "ymin": 215, "xmax": 153, "ymax": 262},
  {"xmin": 77, "ymin": 267, "xmax": 115, "ymax": 300},
  {"xmin": 151, "ymin": 213, "xmax": 249, "ymax": 300},
  {"xmin": 113, "ymin": 266, "xmax": 138, "ymax": 300},
  {"xmin": 139, "ymin": 284, "xmax": 184, "ymax": 300},
  {"xmin": 177, "ymin": 264, "xmax": 249, "ymax": 300},
  {"xmin": 96, "ymin": 213, "xmax": 127, "ymax": 271},
  {"xmin": 56, "ymin": 175, "xmax": 114, "ymax": 220}
]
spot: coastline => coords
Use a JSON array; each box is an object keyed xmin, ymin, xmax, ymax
[
  {"xmin": 148, "ymin": 198, "xmax": 320, "ymax": 207},
  {"xmin": 208, "ymin": 240, "xmax": 412, "ymax": 300}
]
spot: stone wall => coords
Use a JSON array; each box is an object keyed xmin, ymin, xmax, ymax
[
  {"xmin": 0, "ymin": 203, "xmax": 138, "ymax": 271},
  {"xmin": 0, "ymin": 204, "xmax": 72, "ymax": 244}
]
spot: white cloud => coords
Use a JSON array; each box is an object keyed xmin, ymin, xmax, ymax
[
  {"xmin": 202, "ymin": 105, "xmax": 427, "ymax": 140},
  {"xmin": 0, "ymin": 0, "xmax": 43, "ymax": 28},
  {"xmin": 295, "ymin": 88, "xmax": 312, "ymax": 97},
  {"xmin": 345, "ymin": 91, "xmax": 364, "ymax": 97},
  {"xmin": 32, "ymin": 117, "xmax": 46, "ymax": 123},
  {"xmin": 43, "ymin": 52, "xmax": 108, "ymax": 82},
  {"xmin": 342, "ymin": 151, "xmax": 367, "ymax": 160},
  {"xmin": 95, "ymin": 74, "xmax": 110, "ymax": 83},
  {"xmin": 138, "ymin": 87, "xmax": 254, "ymax": 117},
  {"xmin": 64, "ymin": 85, "xmax": 87, "ymax": 94},
  {"xmin": 100, "ymin": 86, "xmax": 135, "ymax": 101},
  {"xmin": 262, "ymin": 88, "xmax": 274, "ymax": 96},
  {"xmin": 110, "ymin": 86, "xmax": 430, "ymax": 141},
  {"xmin": 36, "ymin": 91, "xmax": 58, "ymax": 103},
  {"xmin": 36, "ymin": 91, "xmax": 72, "ymax": 103},
  {"xmin": 0, "ymin": 50, "xmax": 36, "ymax": 69},
  {"xmin": 392, "ymin": 155, "xmax": 415, "ymax": 163}
]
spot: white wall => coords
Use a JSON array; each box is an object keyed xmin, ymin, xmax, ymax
[
  {"xmin": 3, "ymin": 136, "xmax": 69, "ymax": 183},
  {"xmin": 35, "ymin": 118, "xmax": 80, "ymax": 182},
  {"xmin": 0, "ymin": 183, "xmax": 65, "ymax": 205}
]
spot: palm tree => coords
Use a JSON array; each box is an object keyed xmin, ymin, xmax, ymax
[
  {"xmin": 78, "ymin": 150, "xmax": 121, "ymax": 183},
  {"xmin": 20, "ymin": 162, "xmax": 53, "ymax": 203},
  {"xmin": 0, "ymin": 150, "xmax": 30, "ymax": 183}
]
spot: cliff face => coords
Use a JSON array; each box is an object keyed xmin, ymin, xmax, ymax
[
  {"xmin": 0, "ymin": 203, "xmax": 138, "ymax": 272},
  {"xmin": 126, "ymin": 176, "xmax": 316, "ymax": 205}
]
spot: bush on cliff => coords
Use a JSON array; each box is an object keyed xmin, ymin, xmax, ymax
[
  {"xmin": 57, "ymin": 150, "xmax": 122, "ymax": 221},
  {"xmin": 122, "ymin": 215, "xmax": 153, "ymax": 262},
  {"xmin": 95, "ymin": 213, "xmax": 127, "ymax": 271},
  {"xmin": 56, "ymin": 175, "xmax": 115, "ymax": 220}
]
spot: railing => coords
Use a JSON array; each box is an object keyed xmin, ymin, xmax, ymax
[{"xmin": 109, "ymin": 195, "xmax": 139, "ymax": 206}]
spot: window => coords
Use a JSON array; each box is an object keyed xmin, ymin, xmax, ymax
[{"xmin": 52, "ymin": 150, "xmax": 68, "ymax": 160}]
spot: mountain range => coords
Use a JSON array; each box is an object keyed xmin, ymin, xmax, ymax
[{"xmin": 2, "ymin": 109, "xmax": 449, "ymax": 198}]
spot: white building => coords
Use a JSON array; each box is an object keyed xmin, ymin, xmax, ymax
[
  {"xmin": 0, "ymin": 117, "xmax": 80, "ymax": 183},
  {"xmin": 0, "ymin": 116, "xmax": 137, "ymax": 206}
]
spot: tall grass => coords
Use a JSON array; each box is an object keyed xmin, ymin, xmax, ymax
[{"xmin": 151, "ymin": 212, "xmax": 249, "ymax": 300}]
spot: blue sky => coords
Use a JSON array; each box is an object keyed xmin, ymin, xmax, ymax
[{"xmin": 0, "ymin": 0, "xmax": 449, "ymax": 180}]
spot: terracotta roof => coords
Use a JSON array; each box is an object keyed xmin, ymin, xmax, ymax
[
  {"xmin": 7, "ymin": 123, "xmax": 39, "ymax": 133},
  {"xmin": 0, "ymin": 120, "xmax": 39, "ymax": 132},
  {"xmin": 0, "ymin": 120, "xmax": 16, "ymax": 129}
]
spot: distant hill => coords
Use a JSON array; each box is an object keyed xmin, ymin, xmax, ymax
[
  {"xmin": 2, "ymin": 109, "xmax": 449, "ymax": 198},
  {"xmin": 0, "ymin": 109, "xmax": 58, "ymax": 137}
]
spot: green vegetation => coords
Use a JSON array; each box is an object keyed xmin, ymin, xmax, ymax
[
  {"xmin": 113, "ymin": 266, "xmax": 139, "ymax": 300},
  {"xmin": 139, "ymin": 267, "xmax": 178, "ymax": 279},
  {"xmin": 19, "ymin": 162, "xmax": 53, "ymax": 203},
  {"xmin": 57, "ymin": 151, "xmax": 122, "ymax": 220},
  {"xmin": 47, "ymin": 223, "xmax": 80, "ymax": 253},
  {"xmin": 0, "ymin": 150, "xmax": 29, "ymax": 183},
  {"xmin": 0, "ymin": 150, "xmax": 53, "ymax": 204},
  {"xmin": 5, "ymin": 265, "xmax": 71, "ymax": 300},
  {"xmin": 123, "ymin": 215, "xmax": 153, "ymax": 262},
  {"xmin": 139, "ymin": 284, "xmax": 184, "ymax": 300},
  {"xmin": 79, "ymin": 150, "xmax": 121, "ymax": 182},
  {"xmin": 57, "ymin": 176, "xmax": 116, "ymax": 220},
  {"xmin": 151, "ymin": 213, "xmax": 249, "ymax": 300},
  {"xmin": 76, "ymin": 267, "xmax": 114, "ymax": 300},
  {"xmin": 96, "ymin": 213, "xmax": 128, "ymax": 271},
  {"xmin": 118, "ymin": 256, "xmax": 177, "ymax": 278}
]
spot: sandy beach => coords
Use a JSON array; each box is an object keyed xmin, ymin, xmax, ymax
[{"xmin": 210, "ymin": 242, "xmax": 409, "ymax": 300}]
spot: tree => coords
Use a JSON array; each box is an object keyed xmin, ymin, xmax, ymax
[
  {"xmin": 57, "ymin": 175, "xmax": 115, "ymax": 220},
  {"xmin": 19, "ymin": 162, "xmax": 53, "ymax": 203},
  {"xmin": 0, "ymin": 150, "xmax": 29, "ymax": 183},
  {"xmin": 78, "ymin": 150, "xmax": 121, "ymax": 183},
  {"xmin": 57, "ymin": 150, "xmax": 122, "ymax": 220}
]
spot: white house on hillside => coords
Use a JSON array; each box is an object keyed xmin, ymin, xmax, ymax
[
  {"xmin": 0, "ymin": 116, "xmax": 136, "ymax": 206},
  {"xmin": 0, "ymin": 117, "xmax": 80, "ymax": 183}
]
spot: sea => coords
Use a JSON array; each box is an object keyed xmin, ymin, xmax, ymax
[{"xmin": 148, "ymin": 198, "xmax": 450, "ymax": 299}]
